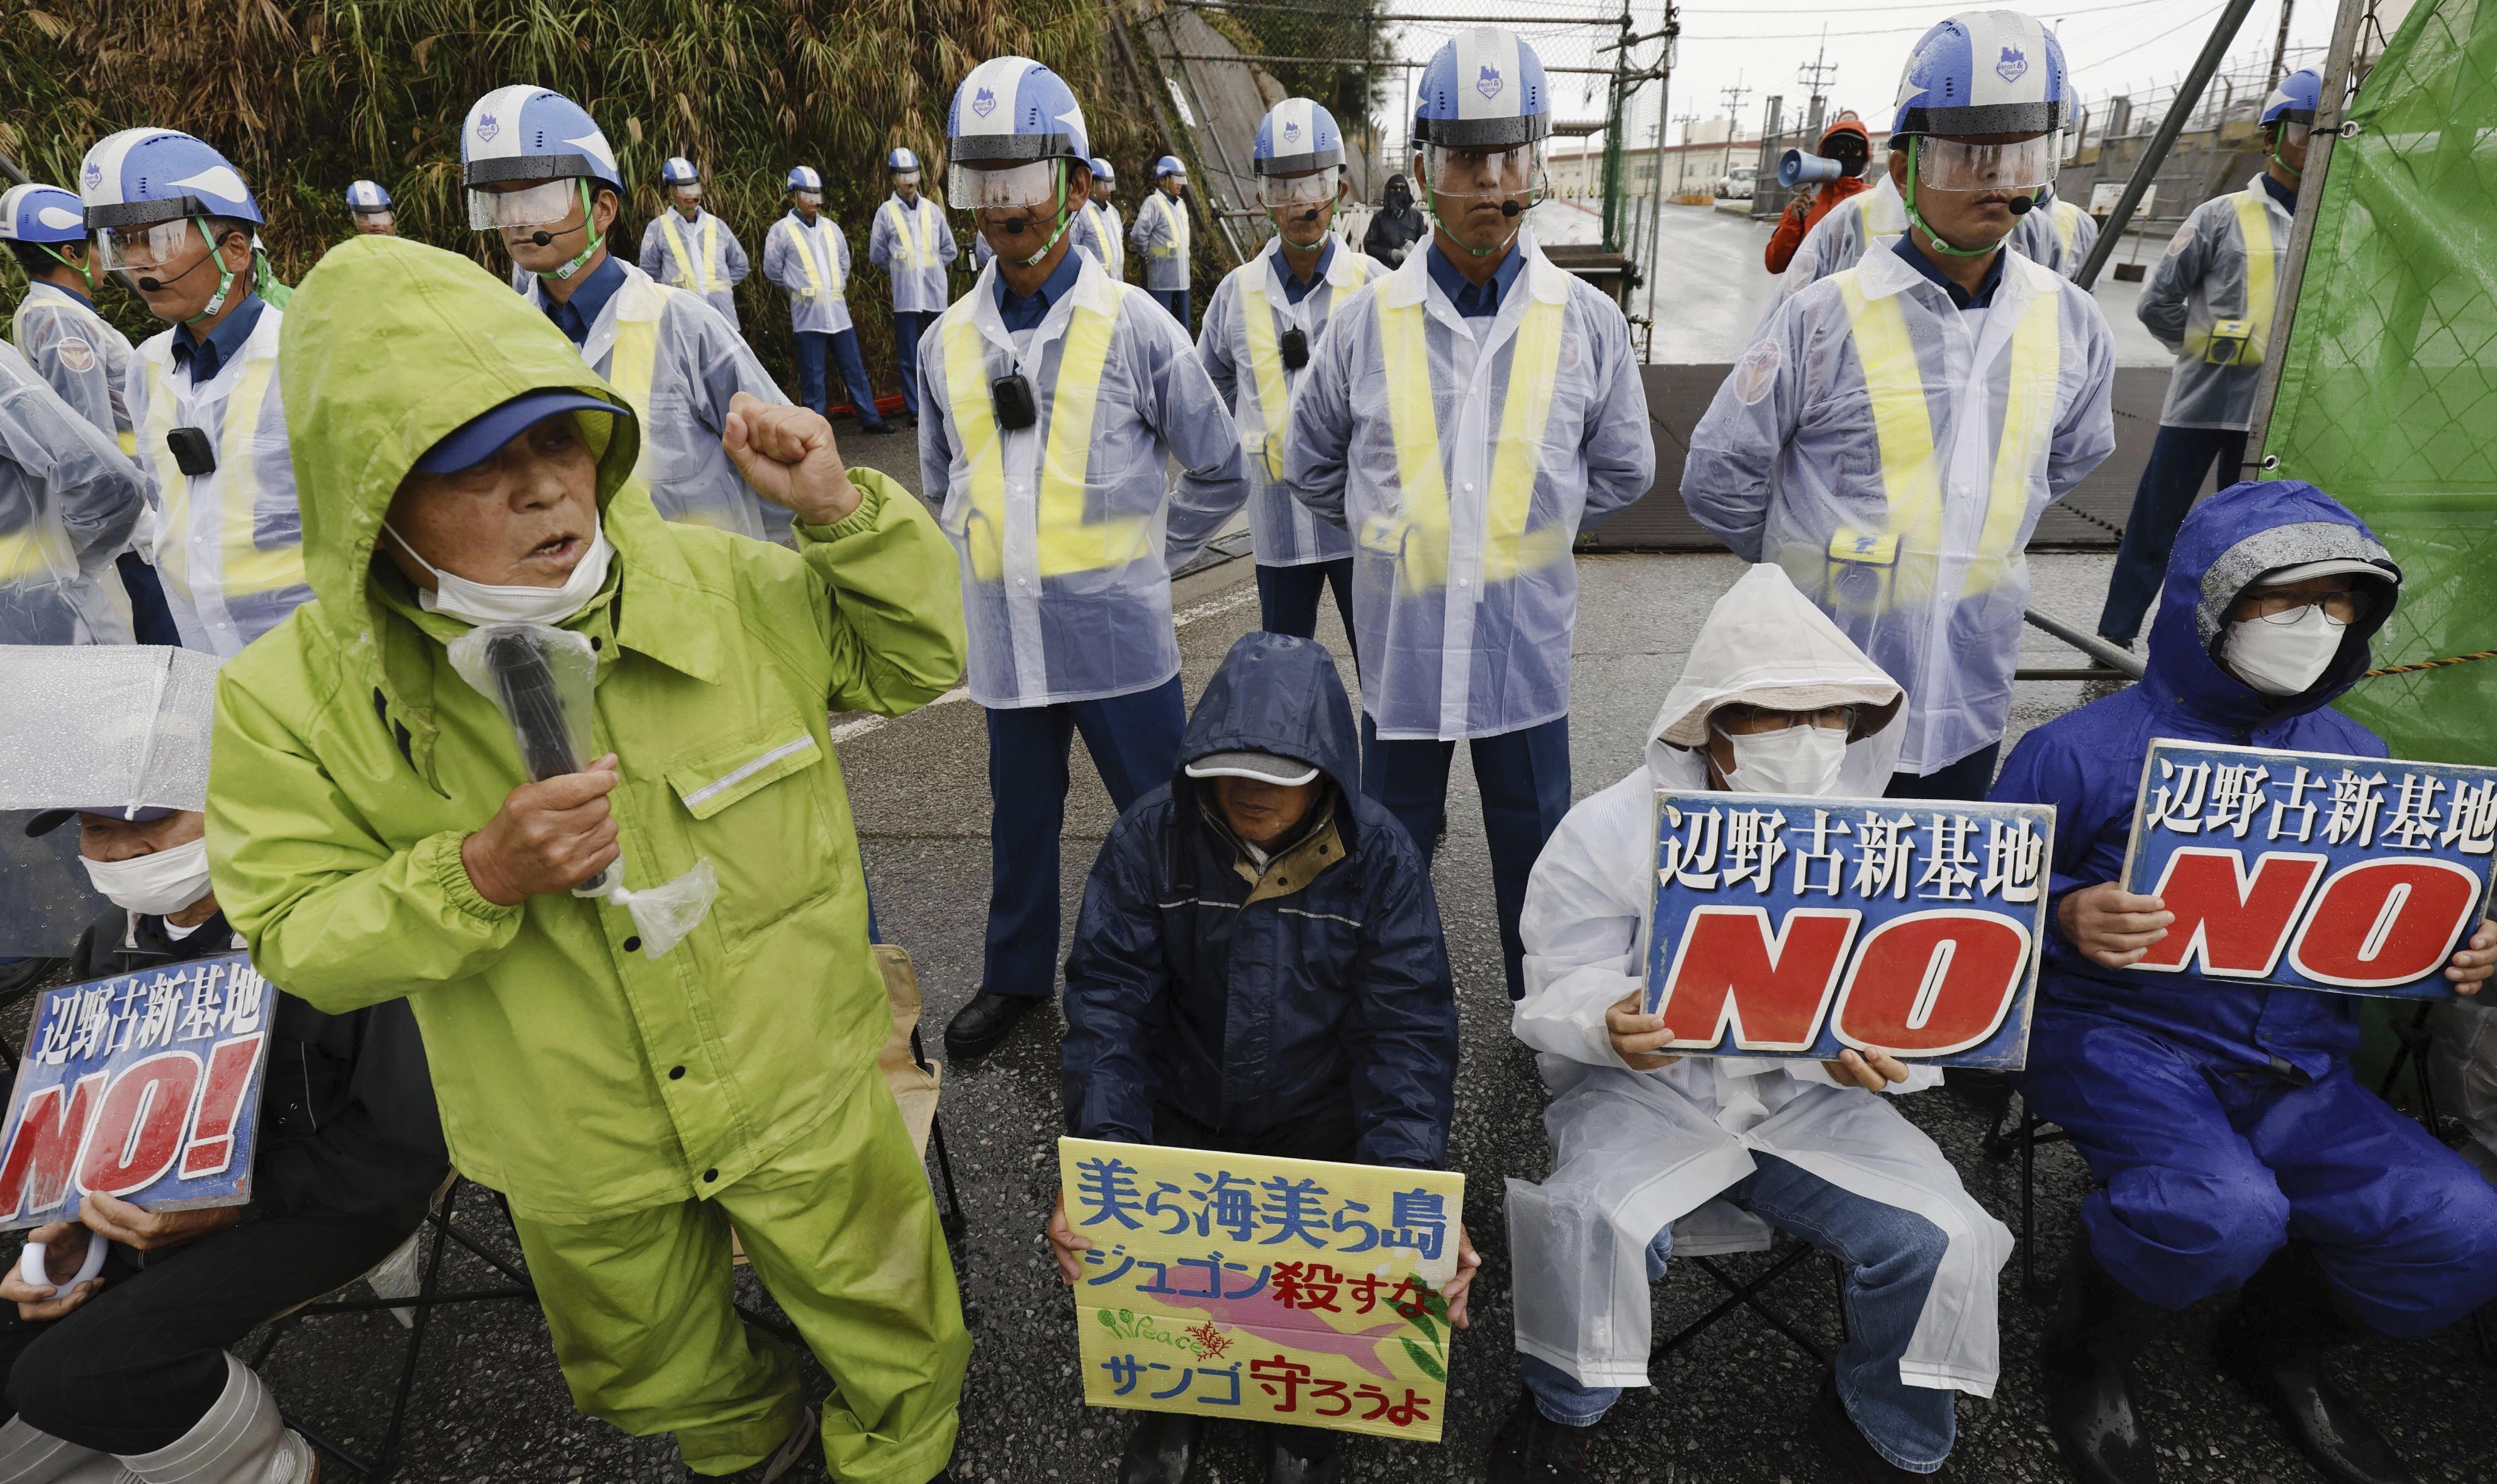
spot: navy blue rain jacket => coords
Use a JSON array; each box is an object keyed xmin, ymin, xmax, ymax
[
  {"xmin": 1990, "ymin": 481, "xmax": 2402, "ymax": 1080},
  {"xmin": 1061, "ymin": 632, "xmax": 1459, "ymax": 1168}
]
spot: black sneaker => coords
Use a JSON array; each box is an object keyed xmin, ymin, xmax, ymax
[
  {"xmin": 1809, "ymin": 1371, "xmax": 1941, "ymax": 1481},
  {"xmin": 1486, "ymin": 1389, "xmax": 1595, "ymax": 1482},
  {"xmin": 669, "ymin": 1405, "xmax": 817, "ymax": 1481}
]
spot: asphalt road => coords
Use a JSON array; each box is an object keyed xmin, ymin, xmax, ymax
[{"xmin": 179, "ymin": 486, "xmax": 2495, "ymax": 1483}]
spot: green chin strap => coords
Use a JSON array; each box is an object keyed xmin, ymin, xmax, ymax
[
  {"xmin": 185, "ymin": 216, "xmax": 240, "ymax": 326},
  {"xmin": 1899, "ymin": 137, "xmax": 2009, "ymax": 261},
  {"xmin": 1419, "ymin": 180, "xmax": 1538, "ymax": 260},
  {"xmin": 2269, "ymin": 127, "xmax": 2307, "ymax": 181},
  {"xmin": 36, "ymin": 243, "xmax": 94, "ymax": 293},
  {"xmin": 544, "ymin": 181, "xmax": 609, "ymax": 282},
  {"xmin": 1013, "ymin": 160, "xmax": 1077, "ymax": 268}
]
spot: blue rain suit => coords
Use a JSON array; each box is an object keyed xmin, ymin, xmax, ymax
[
  {"xmin": 1992, "ymin": 481, "xmax": 2497, "ymax": 1333},
  {"xmin": 1061, "ymin": 631, "xmax": 1459, "ymax": 1170}
]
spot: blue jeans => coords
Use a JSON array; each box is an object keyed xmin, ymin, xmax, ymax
[
  {"xmin": 1887, "ymin": 741, "xmax": 2001, "ymax": 805},
  {"xmin": 892, "ymin": 310, "xmax": 935, "ymax": 418},
  {"xmin": 1361, "ymin": 715, "xmax": 1569, "ymax": 1001},
  {"xmin": 982, "ymin": 676, "xmax": 1187, "ymax": 998},
  {"xmin": 1519, "ymin": 1154, "xmax": 1956, "ymax": 1474},
  {"xmin": 1150, "ymin": 288, "xmax": 1191, "ymax": 329},
  {"xmin": 1254, "ymin": 561, "xmax": 1357, "ymax": 669},
  {"xmin": 795, "ymin": 330, "xmax": 884, "ymax": 428},
  {"xmin": 2096, "ymin": 424, "xmax": 2250, "ymax": 645}
]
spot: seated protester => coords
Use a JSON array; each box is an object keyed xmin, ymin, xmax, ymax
[
  {"xmin": 1500, "ymin": 564, "xmax": 2012, "ymax": 1484},
  {"xmin": 1046, "ymin": 630, "xmax": 1473, "ymax": 1484},
  {"xmin": 0, "ymin": 802, "xmax": 446, "ymax": 1484},
  {"xmin": 1991, "ymin": 479, "xmax": 2497, "ymax": 1484}
]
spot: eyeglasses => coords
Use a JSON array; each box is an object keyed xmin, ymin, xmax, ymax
[
  {"xmin": 2243, "ymin": 587, "xmax": 2360, "ymax": 624},
  {"xmin": 1710, "ymin": 703, "xmax": 1859, "ymax": 737}
]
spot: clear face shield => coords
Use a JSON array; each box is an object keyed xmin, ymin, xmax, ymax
[
  {"xmin": 468, "ymin": 178, "xmax": 580, "ymax": 232},
  {"xmin": 356, "ymin": 211, "xmax": 396, "ymax": 234},
  {"xmin": 891, "ymin": 170, "xmax": 922, "ymax": 192},
  {"xmin": 670, "ymin": 184, "xmax": 702, "ymax": 209},
  {"xmin": 792, "ymin": 190, "xmax": 824, "ymax": 209},
  {"xmin": 94, "ymin": 217, "xmax": 206, "ymax": 273},
  {"xmin": 1911, "ymin": 134, "xmax": 2057, "ymax": 194},
  {"xmin": 1421, "ymin": 142, "xmax": 1547, "ymax": 206},
  {"xmin": 949, "ymin": 159, "xmax": 1061, "ymax": 213},
  {"xmin": 1256, "ymin": 165, "xmax": 1341, "ymax": 210}
]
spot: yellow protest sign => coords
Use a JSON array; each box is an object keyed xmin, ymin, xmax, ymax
[{"xmin": 1058, "ymin": 1137, "xmax": 1465, "ymax": 1444}]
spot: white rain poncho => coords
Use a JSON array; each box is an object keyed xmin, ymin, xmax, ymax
[
  {"xmin": 127, "ymin": 306, "xmax": 313, "ymax": 656},
  {"xmin": 1087, "ymin": 200, "xmax": 1127, "ymax": 279},
  {"xmin": 0, "ymin": 644, "xmax": 217, "ymax": 952},
  {"xmin": 867, "ymin": 192, "xmax": 958, "ymax": 315},
  {"xmin": 2138, "ymin": 177, "xmax": 2293, "ymax": 431},
  {"xmin": 13, "ymin": 281, "xmax": 135, "ymax": 452},
  {"xmin": 917, "ymin": 251, "xmax": 1249, "ymax": 708},
  {"xmin": 0, "ymin": 341, "xmax": 144, "ymax": 645},
  {"xmin": 635, "ymin": 208, "xmax": 749, "ymax": 330},
  {"xmin": 761, "ymin": 211, "xmax": 856, "ymax": 336},
  {"xmin": 520, "ymin": 261, "xmax": 792, "ymax": 542},
  {"xmin": 1129, "ymin": 190, "xmax": 1192, "ymax": 291},
  {"xmin": 1683, "ymin": 247, "xmax": 2116, "ymax": 775},
  {"xmin": 1283, "ymin": 235, "xmax": 1656, "ymax": 740},
  {"xmin": 1505, "ymin": 564, "xmax": 2011, "ymax": 1392},
  {"xmin": 1196, "ymin": 238, "xmax": 1377, "ymax": 567},
  {"xmin": 2010, "ymin": 192, "xmax": 2100, "ymax": 281},
  {"xmin": 1770, "ymin": 172, "xmax": 1910, "ymax": 311}
]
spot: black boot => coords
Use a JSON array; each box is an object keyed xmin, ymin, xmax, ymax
[
  {"xmin": 2038, "ymin": 1246, "xmax": 2166, "ymax": 1484},
  {"xmin": 1260, "ymin": 1422, "xmax": 1341, "ymax": 1483},
  {"xmin": 943, "ymin": 991, "xmax": 1043, "ymax": 1057},
  {"xmin": 2216, "ymin": 1244, "xmax": 2417, "ymax": 1484},
  {"xmin": 1486, "ymin": 1389, "xmax": 1596, "ymax": 1483},
  {"xmin": 1809, "ymin": 1371, "xmax": 1938, "ymax": 1480},
  {"xmin": 1118, "ymin": 1411, "xmax": 1199, "ymax": 1484}
]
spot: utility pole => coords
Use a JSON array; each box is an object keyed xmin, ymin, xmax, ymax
[
  {"xmin": 1797, "ymin": 28, "xmax": 1836, "ymax": 138},
  {"xmin": 1719, "ymin": 78, "xmax": 1749, "ymax": 183},
  {"xmin": 2269, "ymin": 0, "xmax": 2297, "ymax": 85},
  {"xmin": 1675, "ymin": 109, "xmax": 1697, "ymax": 195}
]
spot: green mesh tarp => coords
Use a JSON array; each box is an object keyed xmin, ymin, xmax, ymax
[{"xmin": 2267, "ymin": 0, "xmax": 2497, "ymax": 765}]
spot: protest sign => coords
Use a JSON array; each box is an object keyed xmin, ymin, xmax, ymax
[
  {"xmin": 1641, "ymin": 789, "xmax": 2057, "ymax": 1069},
  {"xmin": 1058, "ymin": 1137, "xmax": 1464, "ymax": 1443},
  {"xmin": 2119, "ymin": 740, "xmax": 2497, "ymax": 999},
  {"xmin": 0, "ymin": 952, "xmax": 272, "ymax": 1230}
]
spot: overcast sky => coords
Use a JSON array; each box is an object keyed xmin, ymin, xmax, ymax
[{"xmin": 1374, "ymin": 0, "xmax": 2343, "ymax": 153}]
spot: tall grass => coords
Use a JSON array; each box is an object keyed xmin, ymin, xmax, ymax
[{"xmin": 3, "ymin": 0, "xmax": 1155, "ymax": 384}]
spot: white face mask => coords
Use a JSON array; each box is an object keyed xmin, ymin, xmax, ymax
[
  {"xmin": 2223, "ymin": 604, "xmax": 2347, "ymax": 696},
  {"xmin": 1720, "ymin": 723, "xmax": 1850, "ymax": 796},
  {"xmin": 82, "ymin": 837, "xmax": 213, "ymax": 917},
  {"xmin": 383, "ymin": 523, "xmax": 614, "ymax": 627}
]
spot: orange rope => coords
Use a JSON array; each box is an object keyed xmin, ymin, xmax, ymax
[{"xmin": 2364, "ymin": 649, "xmax": 2497, "ymax": 678}]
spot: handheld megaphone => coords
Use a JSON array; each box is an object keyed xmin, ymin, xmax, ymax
[{"xmin": 1778, "ymin": 149, "xmax": 1848, "ymax": 189}]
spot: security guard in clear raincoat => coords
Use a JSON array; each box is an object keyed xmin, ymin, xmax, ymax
[
  {"xmin": 1285, "ymin": 26, "xmax": 1656, "ymax": 1003},
  {"xmin": 1685, "ymin": 9, "xmax": 2117, "ymax": 802}
]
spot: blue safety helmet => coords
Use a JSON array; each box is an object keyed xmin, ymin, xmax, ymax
[
  {"xmin": 786, "ymin": 165, "xmax": 822, "ymax": 192},
  {"xmin": 2262, "ymin": 67, "xmax": 2323, "ymax": 128},
  {"xmin": 659, "ymin": 156, "xmax": 699, "ymax": 188},
  {"xmin": 887, "ymin": 147, "xmax": 921, "ymax": 174},
  {"xmin": 78, "ymin": 128, "xmax": 264, "ymax": 232},
  {"xmin": 1153, "ymin": 155, "xmax": 1186, "ymax": 179},
  {"xmin": 1890, "ymin": 10, "xmax": 2070, "ymax": 140},
  {"xmin": 1412, "ymin": 28, "xmax": 1551, "ymax": 148},
  {"xmin": 1253, "ymin": 99, "xmax": 1346, "ymax": 176},
  {"xmin": 345, "ymin": 179, "xmax": 392, "ymax": 213},
  {"xmin": 459, "ymin": 86, "xmax": 624, "ymax": 193},
  {"xmin": 0, "ymin": 184, "xmax": 89, "ymax": 243},
  {"xmin": 946, "ymin": 57, "xmax": 1089, "ymax": 167},
  {"xmin": 1089, "ymin": 156, "xmax": 1116, "ymax": 189}
]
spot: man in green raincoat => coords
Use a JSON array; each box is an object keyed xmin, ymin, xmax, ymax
[{"xmin": 203, "ymin": 235, "xmax": 971, "ymax": 1484}]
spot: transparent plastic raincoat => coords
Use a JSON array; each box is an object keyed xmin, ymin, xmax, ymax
[
  {"xmin": 12, "ymin": 282, "xmax": 134, "ymax": 452},
  {"xmin": 636, "ymin": 208, "xmax": 749, "ymax": 330},
  {"xmin": 1505, "ymin": 564, "xmax": 2009, "ymax": 1392},
  {"xmin": 1284, "ymin": 235, "xmax": 1655, "ymax": 740},
  {"xmin": 2011, "ymin": 191, "xmax": 2100, "ymax": 281},
  {"xmin": 1772, "ymin": 173, "xmax": 1911, "ymax": 305},
  {"xmin": 1130, "ymin": 190, "xmax": 1192, "ymax": 292},
  {"xmin": 127, "ymin": 306, "xmax": 313, "ymax": 656},
  {"xmin": 867, "ymin": 193, "xmax": 958, "ymax": 315},
  {"xmin": 1197, "ymin": 239, "xmax": 1376, "ymax": 567},
  {"xmin": 2138, "ymin": 177, "xmax": 2293, "ymax": 430},
  {"xmin": 917, "ymin": 250, "xmax": 1249, "ymax": 708},
  {"xmin": 1684, "ymin": 247, "xmax": 2116, "ymax": 774},
  {"xmin": 0, "ymin": 340, "xmax": 143, "ymax": 645},
  {"xmin": 520, "ymin": 260, "xmax": 790, "ymax": 541},
  {"xmin": 761, "ymin": 211, "xmax": 856, "ymax": 336}
]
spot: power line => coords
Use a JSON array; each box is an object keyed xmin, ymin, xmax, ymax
[{"xmin": 1676, "ymin": 0, "xmax": 2175, "ymax": 42}]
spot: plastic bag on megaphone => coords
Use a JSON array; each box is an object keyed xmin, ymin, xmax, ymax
[
  {"xmin": 1779, "ymin": 148, "xmax": 1847, "ymax": 189},
  {"xmin": 446, "ymin": 622, "xmax": 717, "ymax": 957}
]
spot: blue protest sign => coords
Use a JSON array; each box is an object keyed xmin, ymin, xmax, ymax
[
  {"xmin": 2118, "ymin": 740, "xmax": 2497, "ymax": 1000},
  {"xmin": 1641, "ymin": 790, "xmax": 2056, "ymax": 1070},
  {"xmin": 0, "ymin": 952, "xmax": 273, "ymax": 1231}
]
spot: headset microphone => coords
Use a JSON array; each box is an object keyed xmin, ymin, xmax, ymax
[
  {"xmin": 2008, "ymin": 195, "xmax": 2036, "ymax": 216},
  {"xmin": 529, "ymin": 221, "xmax": 586, "ymax": 248},
  {"xmin": 1500, "ymin": 200, "xmax": 1523, "ymax": 218},
  {"xmin": 133, "ymin": 252, "xmax": 212, "ymax": 294}
]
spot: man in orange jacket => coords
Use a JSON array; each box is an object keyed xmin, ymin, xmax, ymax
[{"xmin": 1763, "ymin": 113, "xmax": 1872, "ymax": 274}]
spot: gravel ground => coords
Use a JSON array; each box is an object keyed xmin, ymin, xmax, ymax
[{"xmin": 13, "ymin": 524, "xmax": 2493, "ymax": 1483}]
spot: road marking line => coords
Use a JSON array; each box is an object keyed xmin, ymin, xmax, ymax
[{"xmin": 827, "ymin": 583, "xmax": 1262, "ymax": 746}]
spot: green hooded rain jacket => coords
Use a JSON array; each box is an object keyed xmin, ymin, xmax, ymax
[{"xmin": 206, "ymin": 237, "xmax": 966, "ymax": 1222}]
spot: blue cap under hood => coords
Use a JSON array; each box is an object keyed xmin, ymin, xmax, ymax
[{"xmin": 1176, "ymin": 632, "xmax": 1361, "ymax": 847}]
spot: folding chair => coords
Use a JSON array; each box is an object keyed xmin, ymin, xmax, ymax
[
  {"xmin": 1983, "ymin": 1098, "xmax": 2072, "ymax": 1301},
  {"xmin": 2373, "ymin": 1005, "xmax": 2497, "ymax": 1365},
  {"xmin": 261, "ymin": 1173, "xmax": 539, "ymax": 1480},
  {"xmin": 1649, "ymin": 1200, "xmax": 1848, "ymax": 1367},
  {"xmin": 873, "ymin": 941, "xmax": 967, "ymax": 1244}
]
